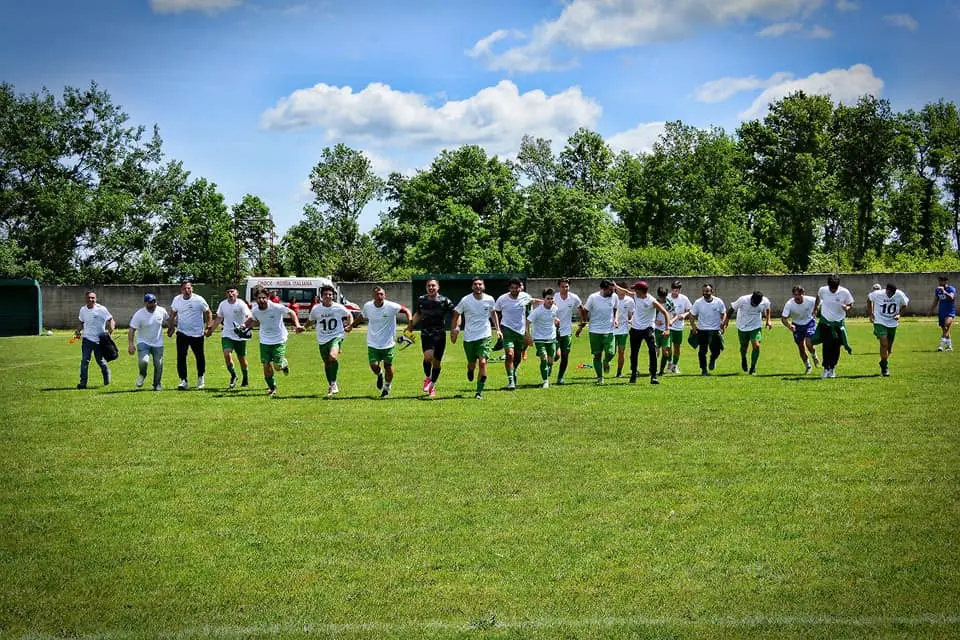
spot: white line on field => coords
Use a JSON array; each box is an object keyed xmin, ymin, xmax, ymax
[{"xmin": 17, "ymin": 614, "xmax": 960, "ymax": 639}]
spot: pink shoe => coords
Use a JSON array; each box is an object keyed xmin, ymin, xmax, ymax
[{"xmin": 422, "ymin": 377, "xmax": 431, "ymax": 393}]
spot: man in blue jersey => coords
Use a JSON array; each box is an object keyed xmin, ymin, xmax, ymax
[{"xmin": 931, "ymin": 275, "xmax": 956, "ymax": 352}]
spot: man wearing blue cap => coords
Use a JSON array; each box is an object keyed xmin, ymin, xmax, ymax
[{"xmin": 128, "ymin": 293, "xmax": 169, "ymax": 390}]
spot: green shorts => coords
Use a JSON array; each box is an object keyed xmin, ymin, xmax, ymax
[
  {"xmin": 738, "ymin": 328, "xmax": 763, "ymax": 348},
  {"xmin": 534, "ymin": 340, "xmax": 557, "ymax": 358},
  {"xmin": 657, "ymin": 331, "xmax": 672, "ymax": 349},
  {"xmin": 501, "ymin": 327, "xmax": 525, "ymax": 351},
  {"xmin": 589, "ymin": 332, "xmax": 615, "ymax": 358},
  {"xmin": 221, "ymin": 337, "xmax": 247, "ymax": 357},
  {"xmin": 670, "ymin": 329, "xmax": 684, "ymax": 346},
  {"xmin": 464, "ymin": 337, "xmax": 492, "ymax": 363},
  {"xmin": 318, "ymin": 337, "xmax": 343, "ymax": 361},
  {"xmin": 615, "ymin": 333, "xmax": 628, "ymax": 349},
  {"xmin": 259, "ymin": 342, "xmax": 287, "ymax": 366},
  {"xmin": 556, "ymin": 334, "xmax": 573, "ymax": 353},
  {"xmin": 873, "ymin": 324, "xmax": 897, "ymax": 343},
  {"xmin": 367, "ymin": 345, "xmax": 395, "ymax": 365}
]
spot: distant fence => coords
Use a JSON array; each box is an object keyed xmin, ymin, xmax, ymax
[{"xmin": 39, "ymin": 272, "xmax": 958, "ymax": 329}]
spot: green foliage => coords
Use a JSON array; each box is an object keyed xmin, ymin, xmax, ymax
[
  {"xmin": 720, "ymin": 246, "xmax": 788, "ymax": 275},
  {"xmin": 232, "ymin": 194, "xmax": 273, "ymax": 276},
  {"xmin": 617, "ymin": 243, "xmax": 724, "ymax": 276}
]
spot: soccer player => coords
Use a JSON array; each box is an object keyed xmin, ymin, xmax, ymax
[
  {"xmin": 868, "ymin": 283, "xmax": 910, "ymax": 376},
  {"xmin": 730, "ymin": 290, "xmax": 772, "ymax": 375},
  {"xmin": 450, "ymin": 277, "xmax": 502, "ymax": 399},
  {"xmin": 407, "ymin": 278, "xmax": 455, "ymax": 399},
  {"xmin": 781, "ymin": 285, "xmax": 820, "ymax": 374},
  {"xmin": 525, "ymin": 287, "xmax": 560, "ymax": 388},
  {"xmin": 246, "ymin": 286, "xmax": 303, "ymax": 396},
  {"xmin": 613, "ymin": 284, "xmax": 634, "ymax": 377},
  {"xmin": 666, "ymin": 281, "xmax": 692, "ymax": 374},
  {"xmin": 689, "ymin": 283, "xmax": 726, "ymax": 376},
  {"xmin": 553, "ymin": 277, "xmax": 584, "ymax": 384},
  {"xmin": 654, "ymin": 287, "xmax": 673, "ymax": 376},
  {"xmin": 361, "ymin": 286, "xmax": 410, "ymax": 399},
  {"xmin": 575, "ymin": 279, "xmax": 620, "ymax": 384},
  {"xmin": 815, "ymin": 274, "xmax": 854, "ymax": 379},
  {"xmin": 76, "ymin": 290, "xmax": 115, "ymax": 389},
  {"xmin": 615, "ymin": 281, "xmax": 671, "ymax": 385},
  {"xmin": 127, "ymin": 293, "xmax": 168, "ymax": 391},
  {"xmin": 495, "ymin": 277, "xmax": 533, "ymax": 390},
  {"xmin": 168, "ymin": 279, "xmax": 211, "ymax": 390},
  {"xmin": 206, "ymin": 285, "xmax": 252, "ymax": 389},
  {"xmin": 931, "ymin": 275, "xmax": 955, "ymax": 351},
  {"xmin": 306, "ymin": 284, "xmax": 354, "ymax": 396}
]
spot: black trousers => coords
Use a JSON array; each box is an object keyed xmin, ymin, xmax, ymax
[
  {"xmin": 697, "ymin": 330, "xmax": 723, "ymax": 370},
  {"xmin": 819, "ymin": 322, "xmax": 843, "ymax": 369},
  {"xmin": 176, "ymin": 332, "xmax": 206, "ymax": 380},
  {"xmin": 629, "ymin": 327, "xmax": 657, "ymax": 377}
]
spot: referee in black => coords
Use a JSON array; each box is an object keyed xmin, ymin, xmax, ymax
[{"xmin": 407, "ymin": 278, "xmax": 456, "ymax": 398}]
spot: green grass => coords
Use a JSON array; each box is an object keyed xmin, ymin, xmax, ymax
[{"xmin": 1, "ymin": 320, "xmax": 958, "ymax": 639}]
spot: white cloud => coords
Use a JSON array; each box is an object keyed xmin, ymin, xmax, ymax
[
  {"xmin": 738, "ymin": 63, "xmax": 883, "ymax": 119},
  {"xmin": 694, "ymin": 71, "xmax": 793, "ymax": 103},
  {"xmin": 150, "ymin": 0, "xmax": 241, "ymax": 13},
  {"xmin": 608, "ymin": 122, "xmax": 667, "ymax": 154},
  {"xmin": 466, "ymin": 29, "xmax": 521, "ymax": 58},
  {"xmin": 809, "ymin": 24, "xmax": 833, "ymax": 38},
  {"xmin": 757, "ymin": 21, "xmax": 803, "ymax": 36},
  {"xmin": 260, "ymin": 80, "xmax": 602, "ymax": 155},
  {"xmin": 471, "ymin": 0, "xmax": 827, "ymax": 72},
  {"xmin": 835, "ymin": 0, "xmax": 858, "ymax": 11},
  {"xmin": 884, "ymin": 13, "xmax": 918, "ymax": 31}
]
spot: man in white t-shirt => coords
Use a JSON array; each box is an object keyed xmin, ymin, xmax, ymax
[
  {"xmin": 552, "ymin": 277, "xmax": 584, "ymax": 385},
  {"xmin": 730, "ymin": 290, "xmax": 772, "ymax": 375},
  {"xmin": 167, "ymin": 280, "xmax": 212, "ymax": 390},
  {"xmin": 246, "ymin": 286, "xmax": 303, "ymax": 396},
  {"xmin": 868, "ymin": 282, "xmax": 910, "ymax": 377},
  {"xmin": 306, "ymin": 284, "xmax": 354, "ymax": 396},
  {"xmin": 361, "ymin": 286, "xmax": 411, "ymax": 399},
  {"xmin": 614, "ymin": 280, "xmax": 672, "ymax": 385},
  {"xmin": 815, "ymin": 274, "xmax": 855, "ymax": 378},
  {"xmin": 76, "ymin": 290, "xmax": 115, "ymax": 389},
  {"xmin": 689, "ymin": 283, "xmax": 726, "ymax": 376},
  {"xmin": 781, "ymin": 285, "xmax": 820, "ymax": 374},
  {"xmin": 525, "ymin": 287, "xmax": 560, "ymax": 388},
  {"xmin": 127, "ymin": 293, "xmax": 169, "ymax": 391},
  {"xmin": 451, "ymin": 277, "xmax": 502, "ymax": 399},
  {"xmin": 206, "ymin": 285, "xmax": 252, "ymax": 389},
  {"xmin": 613, "ymin": 285, "xmax": 635, "ymax": 378},
  {"xmin": 494, "ymin": 277, "xmax": 533, "ymax": 390},
  {"xmin": 666, "ymin": 280, "xmax": 692, "ymax": 374},
  {"xmin": 575, "ymin": 279, "xmax": 620, "ymax": 384}
]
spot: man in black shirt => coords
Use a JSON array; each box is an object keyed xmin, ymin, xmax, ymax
[{"xmin": 408, "ymin": 278, "xmax": 455, "ymax": 398}]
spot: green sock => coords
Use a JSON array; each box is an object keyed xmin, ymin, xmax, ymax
[
  {"xmin": 227, "ymin": 365, "xmax": 236, "ymax": 376},
  {"xmin": 477, "ymin": 376, "xmax": 486, "ymax": 393},
  {"xmin": 751, "ymin": 349, "xmax": 760, "ymax": 368},
  {"xmin": 672, "ymin": 353, "xmax": 679, "ymax": 364},
  {"xmin": 593, "ymin": 355, "xmax": 602, "ymax": 376},
  {"xmin": 540, "ymin": 360, "xmax": 549, "ymax": 380},
  {"xmin": 265, "ymin": 376, "xmax": 276, "ymax": 389}
]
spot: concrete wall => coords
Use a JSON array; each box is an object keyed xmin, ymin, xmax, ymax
[{"xmin": 40, "ymin": 272, "xmax": 958, "ymax": 328}]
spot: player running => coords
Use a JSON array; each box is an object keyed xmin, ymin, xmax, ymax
[
  {"xmin": 932, "ymin": 275, "xmax": 955, "ymax": 351},
  {"xmin": 305, "ymin": 284, "xmax": 354, "ymax": 396},
  {"xmin": 450, "ymin": 278, "xmax": 502, "ymax": 399},
  {"xmin": 494, "ymin": 277, "xmax": 532, "ymax": 390},
  {"xmin": 781, "ymin": 286, "xmax": 820, "ymax": 374},
  {"xmin": 407, "ymin": 278, "xmax": 455, "ymax": 398},
  {"xmin": 730, "ymin": 290, "xmax": 772, "ymax": 375},
  {"xmin": 868, "ymin": 282, "xmax": 909, "ymax": 377},
  {"xmin": 206, "ymin": 285, "xmax": 252, "ymax": 389},
  {"xmin": 525, "ymin": 288, "xmax": 560, "ymax": 388},
  {"xmin": 553, "ymin": 277, "xmax": 584, "ymax": 385}
]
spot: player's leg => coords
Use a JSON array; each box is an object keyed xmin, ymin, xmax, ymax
[
  {"xmin": 708, "ymin": 331, "xmax": 722, "ymax": 371},
  {"xmin": 222, "ymin": 338, "xmax": 238, "ymax": 387},
  {"xmin": 671, "ymin": 330, "xmax": 683, "ymax": 373},
  {"xmin": 429, "ymin": 337, "xmax": 445, "ymax": 391},
  {"xmin": 78, "ymin": 338, "xmax": 94, "ymax": 388},
  {"xmin": 261, "ymin": 343, "xmax": 276, "ymax": 394},
  {"xmin": 615, "ymin": 333, "xmax": 627, "ymax": 377},
  {"xmin": 697, "ymin": 331, "xmax": 709, "ymax": 374},
  {"xmin": 176, "ymin": 332, "xmax": 189, "ymax": 387},
  {"xmin": 151, "ymin": 346, "xmax": 164, "ymax": 389},
  {"xmin": 644, "ymin": 330, "xmax": 658, "ymax": 382},
  {"xmin": 368, "ymin": 347, "xmax": 385, "ymax": 390},
  {"xmin": 588, "ymin": 333, "xmax": 603, "ymax": 380},
  {"xmin": 234, "ymin": 340, "xmax": 249, "ymax": 387},
  {"xmin": 749, "ymin": 335, "xmax": 761, "ymax": 374},
  {"xmin": 136, "ymin": 342, "xmax": 150, "ymax": 387},
  {"xmin": 191, "ymin": 335, "xmax": 206, "ymax": 380},
  {"xmin": 738, "ymin": 330, "xmax": 750, "ymax": 372}
]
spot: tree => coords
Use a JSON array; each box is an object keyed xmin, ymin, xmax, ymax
[
  {"xmin": 308, "ymin": 144, "xmax": 385, "ymax": 252},
  {"xmin": 515, "ymin": 135, "xmax": 558, "ymax": 192},
  {"xmin": 154, "ymin": 177, "xmax": 234, "ymax": 283},
  {"xmin": 558, "ymin": 128, "xmax": 613, "ymax": 201},
  {"xmin": 231, "ymin": 194, "xmax": 273, "ymax": 277}
]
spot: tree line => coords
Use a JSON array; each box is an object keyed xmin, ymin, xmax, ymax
[{"xmin": 3, "ymin": 82, "xmax": 959, "ymax": 284}]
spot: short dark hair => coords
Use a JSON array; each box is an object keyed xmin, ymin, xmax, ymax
[
  {"xmin": 672, "ymin": 280, "xmax": 682, "ymax": 289},
  {"xmin": 472, "ymin": 277, "xmax": 484, "ymax": 285},
  {"xmin": 792, "ymin": 285, "xmax": 804, "ymax": 295},
  {"xmin": 702, "ymin": 282, "xmax": 713, "ymax": 290},
  {"xmin": 320, "ymin": 285, "xmax": 335, "ymax": 296},
  {"xmin": 372, "ymin": 285, "xmax": 384, "ymax": 294},
  {"xmin": 180, "ymin": 278, "xmax": 193, "ymax": 286},
  {"xmin": 600, "ymin": 278, "xmax": 614, "ymax": 289},
  {"xmin": 557, "ymin": 277, "xmax": 570, "ymax": 285},
  {"xmin": 542, "ymin": 287, "xmax": 555, "ymax": 297},
  {"xmin": 657, "ymin": 286, "xmax": 668, "ymax": 297},
  {"xmin": 508, "ymin": 277, "xmax": 522, "ymax": 287},
  {"xmin": 938, "ymin": 275, "xmax": 949, "ymax": 282},
  {"xmin": 886, "ymin": 282, "xmax": 897, "ymax": 293},
  {"xmin": 253, "ymin": 285, "xmax": 268, "ymax": 298},
  {"xmin": 827, "ymin": 274, "xmax": 841, "ymax": 288}
]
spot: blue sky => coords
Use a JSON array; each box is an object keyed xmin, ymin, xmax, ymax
[{"xmin": 3, "ymin": 0, "xmax": 959, "ymax": 235}]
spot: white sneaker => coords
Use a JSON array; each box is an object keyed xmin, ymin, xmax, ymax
[
  {"xmin": 938, "ymin": 344, "xmax": 945, "ymax": 352},
  {"xmin": 178, "ymin": 379, "xmax": 188, "ymax": 390},
  {"xmin": 327, "ymin": 382, "xmax": 339, "ymax": 396},
  {"xmin": 542, "ymin": 380, "xmax": 549, "ymax": 389},
  {"xmin": 428, "ymin": 382, "xmax": 437, "ymax": 398},
  {"xmin": 136, "ymin": 374, "xmax": 145, "ymax": 388},
  {"xmin": 153, "ymin": 384, "xmax": 162, "ymax": 392},
  {"xmin": 507, "ymin": 380, "xmax": 516, "ymax": 390},
  {"xmin": 673, "ymin": 365, "xmax": 681, "ymax": 375},
  {"xmin": 828, "ymin": 369, "xmax": 837, "ymax": 378},
  {"xmin": 197, "ymin": 375, "xmax": 205, "ymax": 389},
  {"xmin": 821, "ymin": 369, "xmax": 830, "ymax": 379}
]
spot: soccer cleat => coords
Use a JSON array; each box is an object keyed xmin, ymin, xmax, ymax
[
  {"xmin": 595, "ymin": 377, "xmax": 604, "ymax": 385},
  {"xmin": 827, "ymin": 369, "xmax": 836, "ymax": 378},
  {"xmin": 475, "ymin": 392, "xmax": 483, "ymax": 400},
  {"xmin": 376, "ymin": 372, "xmax": 384, "ymax": 390},
  {"xmin": 281, "ymin": 362, "xmax": 289, "ymax": 376},
  {"xmin": 541, "ymin": 380, "xmax": 549, "ymax": 389},
  {"xmin": 938, "ymin": 344, "xmax": 945, "ymax": 352},
  {"xmin": 701, "ymin": 369, "xmax": 709, "ymax": 376},
  {"xmin": 241, "ymin": 376, "xmax": 249, "ymax": 388},
  {"xmin": 428, "ymin": 383, "xmax": 437, "ymax": 398},
  {"xmin": 749, "ymin": 367, "xmax": 756, "ymax": 375},
  {"xmin": 229, "ymin": 374, "xmax": 237, "ymax": 389},
  {"xmin": 741, "ymin": 356, "xmax": 748, "ymax": 372},
  {"xmin": 178, "ymin": 379, "xmax": 188, "ymax": 390},
  {"xmin": 556, "ymin": 377, "xmax": 565, "ymax": 385},
  {"xmin": 136, "ymin": 375, "xmax": 145, "ymax": 388},
  {"xmin": 507, "ymin": 380, "xmax": 516, "ymax": 390},
  {"xmin": 650, "ymin": 376, "xmax": 659, "ymax": 385},
  {"xmin": 629, "ymin": 374, "xmax": 638, "ymax": 384},
  {"xmin": 380, "ymin": 387, "xmax": 390, "ymax": 398},
  {"xmin": 467, "ymin": 368, "xmax": 475, "ymax": 382},
  {"xmin": 947, "ymin": 345, "xmax": 954, "ymax": 352},
  {"xmin": 423, "ymin": 377, "xmax": 431, "ymax": 393},
  {"xmin": 805, "ymin": 361, "xmax": 812, "ymax": 374},
  {"xmin": 153, "ymin": 384, "xmax": 162, "ymax": 392},
  {"xmin": 267, "ymin": 388, "xmax": 277, "ymax": 396},
  {"xmin": 76, "ymin": 383, "xmax": 86, "ymax": 389},
  {"xmin": 708, "ymin": 357, "xmax": 717, "ymax": 371},
  {"xmin": 821, "ymin": 369, "xmax": 830, "ymax": 378},
  {"xmin": 197, "ymin": 375, "xmax": 205, "ymax": 389},
  {"xmin": 103, "ymin": 370, "xmax": 111, "ymax": 386},
  {"xmin": 882, "ymin": 369, "xmax": 890, "ymax": 377},
  {"xmin": 673, "ymin": 365, "xmax": 681, "ymax": 375},
  {"xmin": 327, "ymin": 382, "xmax": 340, "ymax": 396}
]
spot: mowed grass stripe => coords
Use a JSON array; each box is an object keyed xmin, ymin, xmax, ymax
[{"xmin": 1, "ymin": 319, "xmax": 958, "ymax": 639}]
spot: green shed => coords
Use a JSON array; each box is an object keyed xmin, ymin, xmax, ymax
[{"xmin": 0, "ymin": 279, "xmax": 43, "ymax": 336}]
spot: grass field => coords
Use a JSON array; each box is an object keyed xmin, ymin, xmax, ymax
[{"xmin": 1, "ymin": 319, "xmax": 958, "ymax": 639}]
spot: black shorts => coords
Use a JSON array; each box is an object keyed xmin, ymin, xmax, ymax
[{"xmin": 421, "ymin": 330, "xmax": 447, "ymax": 361}]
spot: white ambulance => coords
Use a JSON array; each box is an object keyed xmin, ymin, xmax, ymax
[{"xmin": 243, "ymin": 276, "xmax": 360, "ymax": 322}]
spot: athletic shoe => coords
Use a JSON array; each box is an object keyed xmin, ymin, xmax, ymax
[
  {"xmin": 541, "ymin": 380, "xmax": 549, "ymax": 389},
  {"xmin": 673, "ymin": 365, "xmax": 681, "ymax": 375},
  {"xmin": 701, "ymin": 369, "xmax": 709, "ymax": 376},
  {"xmin": 422, "ymin": 377, "xmax": 431, "ymax": 393},
  {"xmin": 467, "ymin": 368, "xmax": 474, "ymax": 382},
  {"xmin": 938, "ymin": 344, "xmax": 945, "ymax": 352},
  {"xmin": 380, "ymin": 387, "xmax": 390, "ymax": 398},
  {"xmin": 240, "ymin": 377, "xmax": 249, "ymax": 387},
  {"xmin": 595, "ymin": 377, "xmax": 604, "ymax": 385},
  {"xmin": 629, "ymin": 374, "xmax": 637, "ymax": 384},
  {"xmin": 507, "ymin": 380, "xmax": 516, "ymax": 390},
  {"xmin": 805, "ymin": 361, "xmax": 812, "ymax": 374},
  {"xmin": 197, "ymin": 375, "xmax": 205, "ymax": 389},
  {"xmin": 556, "ymin": 378, "xmax": 565, "ymax": 385},
  {"xmin": 947, "ymin": 345, "xmax": 954, "ymax": 352},
  {"xmin": 280, "ymin": 363, "xmax": 289, "ymax": 376},
  {"xmin": 376, "ymin": 372, "xmax": 384, "ymax": 390},
  {"xmin": 76, "ymin": 383, "xmax": 86, "ymax": 389},
  {"xmin": 103, "ymin": 370, "xmax": 111, "ymax": 386},
  {"xmin": 267, "ymin": 388, "xmax": 277, "ymax": 396},
  {"xmin": 650, "ymin": 376, "xmax": 659, "ymax": 385},
  {"xmin": 741, "ymin": 356, "xmax": 748, "ymax": 372},
  {"xmin": 475, "ymin": 392, "xmax": 483, "ymax": 400},
  {"xmin": 178, "ymin": 379, "xmax": 188, "ymax": 390},
  {"xmin": 749, "ymin": 367, "xmax": 756, "ymax": 376},
  {"xmin": 327, "ymin": 382, "xmax": 339, "ymax": 396},
  {"xmin": 153, "ymin": 384, "xmax": 162, "ymax": 392},
  {"xmin": 828, "ymin": 369, "xmax": 837, "ymax": 378},
  {"xmin": 428, "ymin": 383, "xmax": 437, "ymax": 398},
  {"xmin": 136, "ymin": 375, "xmax": 145, "ymax": 388},
  {"xmin": 615, "ymin": 371, "xmax": 623, "ymax": 378},
  {"xmin": 229, "ymin": 374, "xmax": 237, "ymax": 389},
  {"xmin": 882, "ymin": 369, "xmax": 890, "ymax": 377},
  {"xmin": 708, "ymin": 357, "xmax": 717, "ymax": 371}
]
